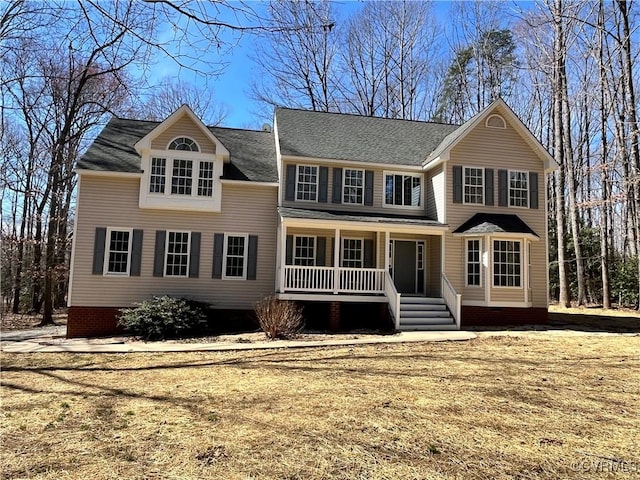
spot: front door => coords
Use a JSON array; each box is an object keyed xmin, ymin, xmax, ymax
[{"xmin": 393, "ymin": 240, "xmax": 417, "ymax": 294}]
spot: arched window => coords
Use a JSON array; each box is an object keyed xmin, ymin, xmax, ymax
[
  {"xmin": 485, "ymin": 114, "xmax": 506, "ymax": 129},
  {"xmin": 168, "ymin": 137, "xmax": 199, "ymax": 152}
]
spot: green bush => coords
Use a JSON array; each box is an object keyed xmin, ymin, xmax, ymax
[{"xmin": 118, "ymin": 296, "xmax": 209, "ymax": 340}]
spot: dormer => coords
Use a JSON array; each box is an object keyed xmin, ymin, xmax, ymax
[{"xmin": 135, "ymin": 105, "xmax": 229, "ymax": 212}]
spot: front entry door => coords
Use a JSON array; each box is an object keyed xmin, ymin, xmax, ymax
[{"xmin": 393, "ymin": 241, "xmax": 417, "ymax": 294}]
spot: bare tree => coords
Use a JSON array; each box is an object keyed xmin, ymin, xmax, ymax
[{"xmin": 134, "ymin": 78, "xmax": 228, "ymax": 125}]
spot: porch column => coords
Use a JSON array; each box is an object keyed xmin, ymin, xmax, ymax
[
  {"xmin": 279, "ymin": 222, "xmax": 287, "ymax": 293},
  {"xmin": 333, "ymin": 228, "xmax": 340, "ymax": 294},
  {"xmin": 384, "ymin": 231, "xmax": 390, "ymax": 271}
]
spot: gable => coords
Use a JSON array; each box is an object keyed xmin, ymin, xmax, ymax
[
  {"xmin": 424, "ymin": 99, "xmax": 557, "ymax": 173},
  {"xmin": 150, "ymin": 114, "xmax": 217, "ymax": 154},
  {"xmin": 134, "ymin": 105, "xmax": 229, "ymax": 161}
]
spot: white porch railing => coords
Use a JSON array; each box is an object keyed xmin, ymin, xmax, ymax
[
  {"xmin": 442, "ymin": 273, "xmax": 462, "ymax": 328},
  {"xmin": 283, "ymin": 266, "xmax": 386, "ymax": 294},
  {"xmin": 283, "ymin": 266, "xmax": 334, "ymax": 292},
  {"xmin": 339, "ymin": 268, "xmax": 385, "ymax": 293},
  {"xmin": 384, "ymin": 271, "xmax": 401, "ymax": 329}
]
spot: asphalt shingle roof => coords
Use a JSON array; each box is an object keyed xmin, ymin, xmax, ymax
[
  {"xmin": 279, "ymin": 207, "xmax": 445, "ymax": 227},
  {"xmin": 78, "ymin": 117, "xmax": 278, "ymax": 182},
  {"xmin": 275, "ymin": 108, "xmax": 459, "ymax": 166},
  {"xmin": 452, "ymin": 213, "xmax": 539, "ymax": 237}
]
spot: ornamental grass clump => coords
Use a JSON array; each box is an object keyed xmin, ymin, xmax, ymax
[
  {"xmin": 255, "ymin": 295, "xmax": 303, "ymax": 339},
  {"xmin": 118, "ymin": 295, "xmax": 209, "ymax": 340}
]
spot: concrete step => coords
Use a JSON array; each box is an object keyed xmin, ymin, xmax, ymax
[
  {"xmin": 398, "ymin": 323, "xmax": 459, "ymax": 331},
  {"xmin": 400, "ymin": 296, "xmax": 445, "ymax": 305},
  {"xmin": 400, "ymin": 316, "xmax": 455, "ymax": 325},
  {"xmin": 400, "ymin": 310, "xmax": 452, "ymax": 318},
  {"xmin": 400, "ymin": 303, "xmax": 447, "ymax": 312}
]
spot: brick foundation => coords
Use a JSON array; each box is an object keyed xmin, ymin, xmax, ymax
[
  {"xmin": 67, "ymin": 306, "xmax": 124, "ymax": 338},
  {"xmin": 329, "ymin": 301, "xmax": 341, "ymax": 331},
  {"xmin": 461, "ymin": 306, "xmax": 548, "ymax": 328}
]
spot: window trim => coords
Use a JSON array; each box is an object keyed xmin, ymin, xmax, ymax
[
  {"xmin": 164, "ymin": 230, "xmax": 191, "ymax": 278},
  {"xmin": 222, "ymin": 233, "xmax": 249, "ymax": 280},
  {"xmin": 341, "ymin": 237, "xmax": 364, "ymax": 268},
  {"xmin": 463, "ymin": 166, "xmax": 485, "ymax": 206},
  {"xmin": 508, "ymin": 170, "xmax": 529, "ymax": 209},
  {"xmin": 492, "ymin": 238, "xmax": 523, "ymax": 289},
  {"xmin": 147, "ymin": 150, "xmax": 216, "ymax": 199},
  {"xmin": 104, "ymin": 227, "xmax": 133, "ymax": 276},
  {"xmin": 293, "ymin": 235, "xmax": 317, "ymax": 266},
  {"xmin": 295, "ymin": 164, "xmax": 319, "ymax": 202},
  {"xmin": 465, "ymin": 238, "xmax": 482, "ymax": 288},
  {"xmin": 167, "ymin": 136, "xmax": 200, "ymax": 152},
  {"xmin": 342, "ymin": 168, "xmax": 365, "ymax": 205},
  {"xmin": 383, "ymin": 171, "xmax": 423, "ymax": 210}
]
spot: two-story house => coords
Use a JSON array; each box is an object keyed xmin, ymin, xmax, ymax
[{"xmin": 67, "ymin": 99, "xmax": 557, "ymax": 337}]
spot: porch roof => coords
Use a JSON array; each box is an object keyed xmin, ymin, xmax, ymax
[
  {"xmin": 279, "ymin": 207, "xmax": 446, "ymax": 228},
  {"xmin": 452, "ymin": 213, "xmax": 539, "ymax": 237}
]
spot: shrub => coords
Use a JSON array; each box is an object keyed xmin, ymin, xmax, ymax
[
  {"xmin": 118, "ymin": 295, "xmax": 209, "ymax": 340},
  {"xmin": 255, "ymin": 295, "xmax": 303, "ymax": 339}
]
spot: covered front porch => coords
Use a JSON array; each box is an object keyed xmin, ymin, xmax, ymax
[{"xmin": 275, "ymin": 207, "xmax": 461, "ymax": 329}]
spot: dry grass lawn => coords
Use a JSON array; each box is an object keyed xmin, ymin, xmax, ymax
[{"xmin": 1, "ymin": 336, "xmax": 639, "ymax": 479}]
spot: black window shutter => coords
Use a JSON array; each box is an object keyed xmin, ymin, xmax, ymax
[
  {"xmin": 285, "ymin": 165, "xmax": 296, "ymax": 201},
  {"xmin": 332, "ymin": 168, "xmax": 343, "ymax": 203},
  {"xmin": 331, "ymin": 237, "xmax": 336, "ymax": 266},
  {"xmin": 285, "ymin": 235, "xmax": 293, "ymax": 264},
  {"xmin": 92, "ymin": 227, "xmax": 107, "ymax": 274},
  {"xmin": 529, "ymin": 172, "xmax": 539, "ymax": 209},
  {"xmin": 318, "ymin": 166, "xmax": 328, "ymax": 203},
  {"xmin": 485, "ymin": 169, "xmax": 494, "ymax": 206},
  {"xmin": 189, "ymin": 232, "xmax": 201, "ymax": 278},
  {"xmin": 364, "ymin": 239, "xmax": 374, "ymax": 268},
  {"xmin": 130, "ymin": 229, "xmax": 143, "ymax": 276},
  {"xmin": 212, "ymin": 233, "xmax": 224, "ymax": 279},
  {"xmin": 498, "ymin": 169, "xmax": 508, "ymax": 207},
  {"xmin": 364, "ymin": 170, "xmax": 374, "ymax": 206},
  {"xmin": 453, "ymin": 166, "xmax": 462, "ymax": 203},
  {"xmin": 247, "ymin": 235, "xmax": 258, "ymax": 280},
  {"xmin": 316, "ymin": 237, "xmax": 326, "ymax": 266},
  {"xmin": 153, "ymin": 230, "xmax": 166, "ymax": 277}
]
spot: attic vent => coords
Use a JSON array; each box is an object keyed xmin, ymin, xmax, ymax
[
  {"xmin": 486, "ymin": 114, "xmax": 506, "ymax": 129},
  {"xmin": 262, "ymin": 124, "xmax": 272, "ymax": 133}
]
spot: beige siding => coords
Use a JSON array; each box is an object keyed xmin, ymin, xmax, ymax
[
  {"xmin": 442, "ymin": 108, "xmax": 548, "ymax": 308},
  {"xmin": 425, "ymin": 164, "xmax": 445, "ymax": 222},
  {"xmin": 282, "ymin": 160, "xmax": 427, "ymax": 217},
  {"xmin": 151, "ymin": 115, "xmax": 217, "ymax": 154},
  {"xmin": 70, "ymin": 176, "xmax": 277, "ymax": 309}
]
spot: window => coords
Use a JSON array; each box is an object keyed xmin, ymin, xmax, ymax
[
  {"xmin": 466, "ymin": 239, "xmax": 481, "ymax": 286},
  {"xmin": 171, "ymin": 159, "xmax": 193, "ymax": 195},
  {"xmin": 105, "ymin": 229, "xmax": 132, "ymax": 275},
  {"xmin": 296, "ymin": 165, "xmax": 318, "ymax": 201},
  {"xmin": 464, "ymin": 167, "xmax": 484, "ymax": 204},
  {"xmin": 342, "ymin": 238, "xmax": 363, "ymax": 268},
  {"xmin": 150, "ymin": 158, "xmax": 166, "ymax": 193},
  {"xmin": 493, "ymin": 240, "xmax": 521, "ymax": 287},
  {"xmin": 343, "ymin": 169, "xmax": 364, "ymax": 204},
  {"xmin": 294, "ymin": 236, "xmax": 316, "ymax": 266},
  {"xmin": 384, "ymin": 173, "xmax": 421, "ymax": 207},
  {"xmin": 168, "ymin": 137, "xmax": 199, "ymax": 152},
  {"xmin": 509, "ymin": 171, "xmax": 528, "ymax": 208},
  {"xmin": 198, "ymin": 161, "xmax": 214, "ymax": 197},
  {"xmin": 165, "ymin": 231, "xmax": 190, "ymax": 277},
  {"xmin": 224, "ymin": 234, "xmax": 248, "ymax": 279}
]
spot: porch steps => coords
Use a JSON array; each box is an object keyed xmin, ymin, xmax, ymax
[{"xmin": 398, "ymin": 297, "xmax": 456, "ymax": 331}]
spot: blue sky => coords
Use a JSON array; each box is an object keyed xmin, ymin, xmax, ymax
[{"xmin": 149, "ymin": 0, "xmax": 530, "ymax": 129}]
